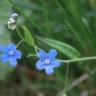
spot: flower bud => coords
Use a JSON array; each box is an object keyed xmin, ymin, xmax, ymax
[{"xmin": 7, "ymin": 13, "xmax": 19, "ymax": 30}]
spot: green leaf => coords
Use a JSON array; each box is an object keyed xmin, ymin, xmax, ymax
[
  {"xmin": 22, "ymin": 26, "xmax": 35, "ymax": 46},
  {"xmin": 38, "ymin": 37, "xmax": 81, "ymax": 59}
]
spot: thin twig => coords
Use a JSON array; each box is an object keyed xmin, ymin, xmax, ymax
[
  {"xmin": 57, "ymin": 68, "xmax": 96, "ymax": 95},
  {"xmin": 57, "ymin": 63, "xmax": 69, "ymax": 96}
]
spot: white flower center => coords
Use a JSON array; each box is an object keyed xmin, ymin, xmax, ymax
[
  {"xmin": 45, "ymin": 59, "xmax": 50, "ymax": 64},
  {"xmin": 9, "ymin": 50, "xmax": 14, "ymax": 56}
]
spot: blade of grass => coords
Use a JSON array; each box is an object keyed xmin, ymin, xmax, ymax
[
  {"xmin": 40, "ymin": 0, "xmax": 52, "ymax": 36},
  {"xmin": 54, "ymin": 0, "xmax": 96, "ymax": 55}
]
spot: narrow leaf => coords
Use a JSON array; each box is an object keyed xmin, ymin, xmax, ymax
[
  {"xmin": 38, "ymin": 37, "xmax": 81, "ymax": 59},
  {"xmin": 22, "ymin": 26, "xmax": 35, "ymax": 46}
]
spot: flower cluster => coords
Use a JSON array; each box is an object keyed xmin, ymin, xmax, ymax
[
  {"xmin": 8, "ymin": 13, "xmax": 19, "ymax": 30},
  {"xmin": 7, "ymin": 13, "xmax": 61, "ymax": 75},
  {"xmin": 0, "ymin": 43, "xmax": 22, "ymax": 67},
  {"xmin": 36, "ymin": 49, "xmax": 61, "ymax": 75}
]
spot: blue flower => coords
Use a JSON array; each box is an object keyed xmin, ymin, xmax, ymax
[
  {"xmin": 36, "ymin": 49, "xmax": 61, "ymax": 75},
  {"xmin": 1, "ymin": 43, "xmax": 22, "ymax": 67},
  {"xmin": 0, "ymin": 45, "xmax": 4, "ymax": 51}
]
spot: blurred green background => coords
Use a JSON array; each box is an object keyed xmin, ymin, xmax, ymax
[{"xmin": 0, "ymin": 0, "xmax": 96, "ymax": 96}]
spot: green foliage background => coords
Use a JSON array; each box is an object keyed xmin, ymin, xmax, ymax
[{"xmin": 0, "ymin": 0, "xmax": 96, "ymax": 96}]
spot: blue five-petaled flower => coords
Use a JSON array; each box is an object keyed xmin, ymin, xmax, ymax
[
  {"xmin": 36, "ymin": 49, "xmax": 61, "ymax": 75},
  {"xmin": 1, "ymin": 43, "xmax": 22, "ymax": 67}
]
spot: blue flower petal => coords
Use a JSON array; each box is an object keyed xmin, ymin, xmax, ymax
[
  {"xmin": 0, "ymin": 45, "xmax": 4, "ymax": 51},
  {"xmin": 36, "ymin": 60, "xmax": 45, "ymax": 70},
  {"xmin": 51, "ymin": 59, "xmax": 61, "ymax": 68},
  {"xmin": 48, "ymin": 49, "xmax": 57, "ymax": 60},
  {"xmin": 45, "ymin": 67, "xmax": 54, "ymax": 75},
  {"xmin": 9, "ymin": 58, "xmax": 17, "ymax": 67},
  {"xmin": 15, "ymin": 50, "xmax": 22, "ymax": 59},
  {"xmin": 9, "ymin": 43, "xmax": 16, "ymax": 50},
  {"xmin": 5, "ymin": 43, "xmax": 16, "ymax": 52},
  {"xmin": 1, "ymin": 54, "xmax": 9, "ymax": 62},
  {"xmin": 37, "ymin": 50, "xmax": 47, "ymax": 61}
]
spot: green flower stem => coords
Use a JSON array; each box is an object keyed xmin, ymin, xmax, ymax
[
  {"xmin": 16, "ymin": 39, "xmax": 25, "ymax": 48},
  {"xmin": 16, "ymin": 27, "xmax": 24, "ymax": 40},
  {"xmin": 35, "ymin": 45, "xmax": 38, "ymax": 55},
  {"xmin": 27, "ymin": 54, "xmax": 37, "ymax": 58},
  {"xmin": 36, "ymin": 46, "xmax": 41, "ymax": 50},
  {"xmin": 34, "ymin": 45, "xmax": 42, "ymax": 55},
  {"xmin": 16, "ymin": 26, "xmax": 41, "ymax": 55},
  {"xmin": 59, "ymin": 56, "xmax": 96, "ymax": 63}
]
